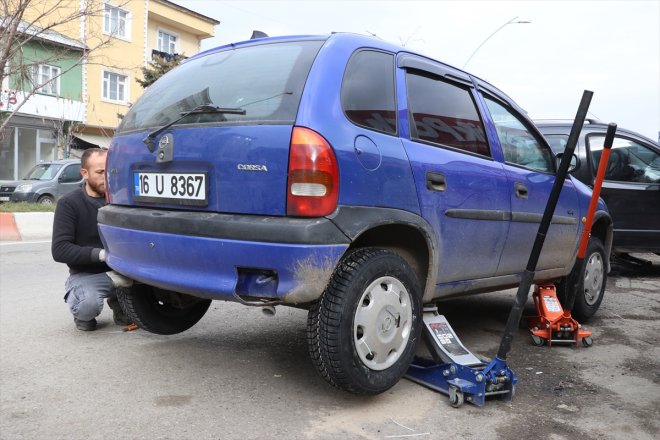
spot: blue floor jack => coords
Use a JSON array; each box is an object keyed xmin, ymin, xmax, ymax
[
  {"xmin": 406, "ymin": 307, "xmax": 517, "ymax": 407},
  {"xmin": 406, "ymin": 90, "xmax": 596, "ymax": 408}
]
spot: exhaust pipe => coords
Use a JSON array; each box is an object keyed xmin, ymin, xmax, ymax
[{"xmin": 262, "ymin": 306, "xmax": 276, "ymax": 317}]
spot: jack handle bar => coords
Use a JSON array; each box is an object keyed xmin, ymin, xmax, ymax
[
  {"xmin": 496, "ymin": 90, "xmax": 593, "ymax": 361},
  {"xmin": 562, "ymin": 123, "xmax": 617, "ymax": 312},
  {"xmin": 577, "ymin": 123, "xmax": 617, "ymax": 259}
]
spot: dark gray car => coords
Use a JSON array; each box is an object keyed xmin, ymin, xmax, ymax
[
  {"xmin": 0, "ymin": 159, "xmax": 82, "ymax": 205},
  {"xmin": 537, "ymin": 120, "xmax": 660, "ymax": 256}
]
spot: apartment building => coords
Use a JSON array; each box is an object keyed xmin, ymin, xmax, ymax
[
  {"xmin": 1, "ymin": 0, "xmax": 218, "ymax": 181},
  {"xmin": 78, "ymin": 0, "xmax": 219, "ymax": 149}
]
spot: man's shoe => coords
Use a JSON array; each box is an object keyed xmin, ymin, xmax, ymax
[
  {"xmin": 107, "ymin": 297, "xmax": 132, "ymax": 326},
  {"xmin": 74, "ymin": 318, "xmax": 97, "ymax": 331}
]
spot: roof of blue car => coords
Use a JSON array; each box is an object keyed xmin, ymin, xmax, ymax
[{"xmin": 188, "ymin": 33, "xmax": 518, "ymax": 113}]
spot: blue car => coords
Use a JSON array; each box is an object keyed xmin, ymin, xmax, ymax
[{"xmin": 99, "ymin": 34, "xmax": 612, "ymax": 394}]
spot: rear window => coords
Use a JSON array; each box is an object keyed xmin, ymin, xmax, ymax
[{"xmin": 118, "ymin": 40, "xmax": 325, "ymax": 133}]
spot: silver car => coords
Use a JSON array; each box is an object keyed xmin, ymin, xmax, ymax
[{"xmin": 0, "ymin": 159, "xmax": 82, "ymax": 205}]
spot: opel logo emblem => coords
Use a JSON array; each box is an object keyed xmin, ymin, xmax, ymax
[{"xmin": 159, "ymin": 134, "xmax": 172, "ymax": 148}]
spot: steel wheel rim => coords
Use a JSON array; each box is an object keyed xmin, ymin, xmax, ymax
[
  {"xmin": 353, "ymin": 276, "xmax": 413, "ymax": 371},
  {"xmin": 583, "ymin": 252, "xmax": 604, "ymax": 305}
]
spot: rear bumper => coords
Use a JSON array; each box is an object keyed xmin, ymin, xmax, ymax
[{"xmin": 98, "ymin": 205, "xmax": 350, "ymax": 304}]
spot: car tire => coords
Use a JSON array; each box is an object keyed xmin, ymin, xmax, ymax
[
  {"xmin": 307, "ymin": 248, "xmax": 422, "ymax": 395},
  {"xmin": 37, "ymin": 195, "xmax": 54, "ymax": 205},
  {"xmin": 557, "ymin": 236, "xmax": 607, "ymax": 321},
  {"xmin": 117, "ymin": 284, "xmax": 211, "ymax": 335}
]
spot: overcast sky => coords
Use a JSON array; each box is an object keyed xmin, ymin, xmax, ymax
[{"xmin": 176, "ymin": 0, "xmax": 659, "ymax": 141}]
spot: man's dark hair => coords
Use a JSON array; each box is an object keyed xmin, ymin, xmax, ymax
[{"xmin": 81, "ymin": 148, "xmax": 107, "ymax": 169}]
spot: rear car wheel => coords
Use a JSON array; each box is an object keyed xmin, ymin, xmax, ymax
[
  {"xmin": 557, "ymin": 236, "xmax": 607, "ymax": 321},
  {"xmin": 117, "ymin": 284, "xmax": 211, "ymax": 335},
  {"xmin": 307, "ymin": 248, "xmax": 422, "ymax": 394}
]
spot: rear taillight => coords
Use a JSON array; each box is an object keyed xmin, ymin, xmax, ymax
[
  {"xmin": 104, "ymin": 147, "xmax": 112, "ymax": 204},
  {"xmin": 287, "ymin": 127, "xmax": 338, "ymax": 217}
]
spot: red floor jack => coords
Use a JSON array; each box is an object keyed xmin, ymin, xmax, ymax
[
  {"xmin": 528, "ymin": 284, "xmax": 593, "ymax": 347},
  {"xmin": 528, "ymin": 122, "xmax": 616, "ymax": 348}
]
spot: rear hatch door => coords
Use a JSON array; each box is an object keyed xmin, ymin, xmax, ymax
[{"xmin": 108, "ymin": 38, "xmax": 325, "ymax": 216}]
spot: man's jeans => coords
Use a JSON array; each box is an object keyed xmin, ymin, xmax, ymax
[{"xmin": 64, "ymin": 272, "xmax": 118, "ymax": 321}]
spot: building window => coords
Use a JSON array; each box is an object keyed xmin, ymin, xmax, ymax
[
  {"xmin": 104, "ymin": 4, "xmax": 129, "ymax": 38},
  {"xmin": 103, "ymin": 71, "xmax": 128, "ymax": 103},
  {"xmin": 158, "ymin": 30, "xmax": 177, "ymax": 55},
  {"xmin": 32, "ymin": 64, "xmax": 60, "ymax": 96}
]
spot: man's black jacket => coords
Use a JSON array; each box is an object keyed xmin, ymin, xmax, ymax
[{"xmin": 51, "ymin": 186, "xmax": 109, "ymax": 274}]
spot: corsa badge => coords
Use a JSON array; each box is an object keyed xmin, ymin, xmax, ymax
[{"xmin": 237, "ymin": 164, "xmax": 268, "ymax": 172}]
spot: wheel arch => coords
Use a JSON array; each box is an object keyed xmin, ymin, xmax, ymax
[
  {"xmin": 590, "ymin": 210, "xmax": 613, "ymax": 272},
  {"xmin": 36, "ymin": 193, "xmax": 55, "ymax": 203},
  {"xmin": 328, "ymin": 206, "xmax": 439, "ymax": 303}
]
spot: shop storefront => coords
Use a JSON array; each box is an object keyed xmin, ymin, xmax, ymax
[{"xmin": 0, "ymin": 115, "xmax": 59, "ymax": 181}]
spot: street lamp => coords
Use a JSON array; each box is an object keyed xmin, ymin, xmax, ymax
[{"xmin": 462, "ymin": 16, "xmax": 531, "ymax": 69}]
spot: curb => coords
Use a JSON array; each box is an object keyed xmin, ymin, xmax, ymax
[{"xmin": 0, "ymin": 212, "xmax": 54, "ymax": 241}]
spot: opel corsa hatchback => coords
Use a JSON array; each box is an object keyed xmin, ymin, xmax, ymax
[{"xmin": 99, "ymin": 34, "xmax": 612, "ymax": 395}]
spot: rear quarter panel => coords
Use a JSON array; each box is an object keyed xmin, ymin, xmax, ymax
[{"xmin": 296, "ymin": 35, "xmax": 420, "ymax": 214}]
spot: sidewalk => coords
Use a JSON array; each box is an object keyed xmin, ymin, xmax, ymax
[{"xmin": 0, "ymin": 212, "xmax": 54, "ymax": 241}]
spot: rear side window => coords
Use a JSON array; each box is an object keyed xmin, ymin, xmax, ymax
[
  {"xmin": 118, "ymin": 40, "xmax": 324, "ymax": 133},
  {"xmin": 341, "ymin": 50, "xmax": 396, "ymax": 135},
  {"xmin": 484, "ymin": 97, "xmax": 554, "ymax": 173},
  {"xmin": 406, "ymin": 72, "xmax": 489, "ymax": 156}
]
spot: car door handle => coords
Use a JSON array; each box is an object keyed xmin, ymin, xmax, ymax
[
  {"xmin": 514, "ymin": 182, "xmax": 528, "ymax": 199},
  {"xmin": 426, "ymin": 171, "xmax": 446, "ymax": 192}
]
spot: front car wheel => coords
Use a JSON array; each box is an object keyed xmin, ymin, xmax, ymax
[
  {"xmin": 37, "ymin": 195, "xmax": 54, "ymax": 205},
  {"xmin": 557, "ymin": 236, "xmax": 607, "ymax": 321}
]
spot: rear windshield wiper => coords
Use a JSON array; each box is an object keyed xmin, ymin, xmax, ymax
[{"xmin": 143, "ymin": 104, "xmax": 246, "ymax": 152}]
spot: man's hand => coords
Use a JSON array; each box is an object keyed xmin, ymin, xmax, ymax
[{"xmin": 99, "ymin": 249, "xmax": 106, "ymax": 262}]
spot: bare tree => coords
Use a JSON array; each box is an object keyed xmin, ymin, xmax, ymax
[{"xmin": 0, "ymin": 0, "xmax": 124, "ymax": 132}]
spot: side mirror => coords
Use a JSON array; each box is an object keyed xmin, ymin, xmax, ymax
[{"xmin": 555, "ymin": 153, "xmax": 580, "ymax": 173}]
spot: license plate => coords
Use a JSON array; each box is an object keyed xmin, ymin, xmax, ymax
[
  {"xmin": 133, "ymin": 172, "xmax": 208, "ymax": 206},
  {"xmin": 0, "ymin": 196, "xmax": 9, "ymax": 202}
]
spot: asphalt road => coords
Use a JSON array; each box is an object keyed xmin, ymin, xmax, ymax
[{"xmin": 1, "ymin": 241, "xmax": 658, "ymax": 440}]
